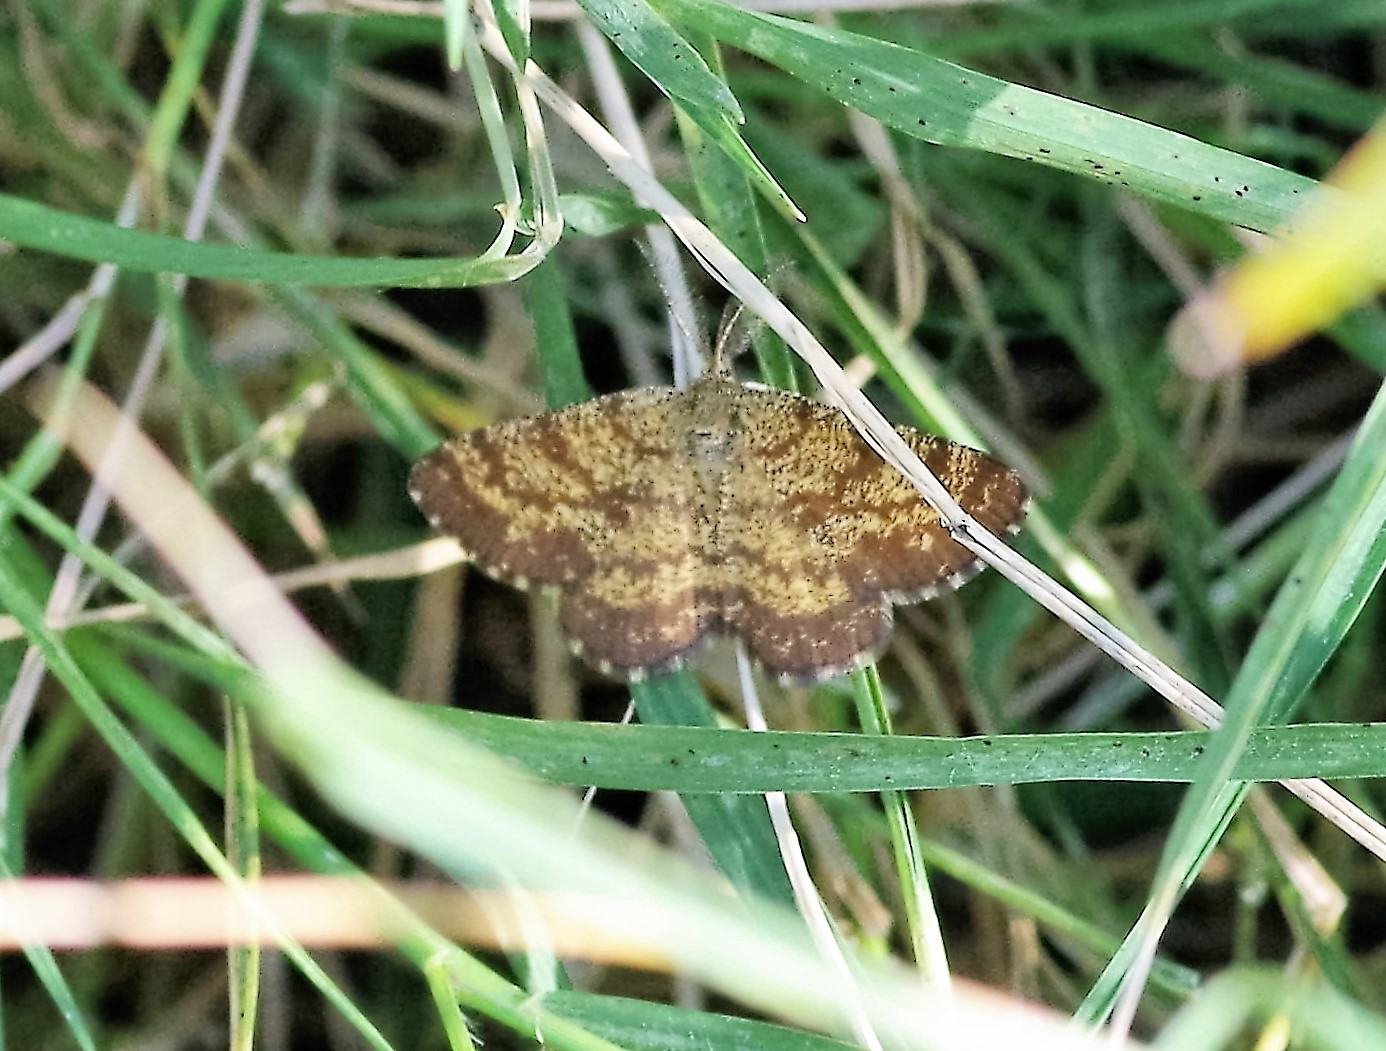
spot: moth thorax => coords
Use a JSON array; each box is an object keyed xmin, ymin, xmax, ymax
[{"xmin": 686, "ymin": 424, "xmax": 735, "ymax": 465}]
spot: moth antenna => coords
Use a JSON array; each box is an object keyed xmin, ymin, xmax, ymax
[
  {"xmin": 634, "ymin": 239, "xmax": 706, "ymax": 389},
  {"xmin": 711, "ymin": 301, "xmax": 749, "ymax": 379}
]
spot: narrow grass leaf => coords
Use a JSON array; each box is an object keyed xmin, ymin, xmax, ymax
[
  {"xmin": 142, "ymin": 0, "xmax": 232, "ymax": 174},
  {"xmin": 677, "ymin": 102, "xmax": 801, "ymax": 220},
  {"xmin": 631, "ymin": 672, "xmax": 795, "ymax": 906},
  {"xmin": 524, "ymin": 257, "xmax": 593, "ymax": 410},
  {"xmin": 426, "ymin": 709, "xmax": 1386, "ymax": 791},
  {"xmin": 1085, "ymin": 378, "xmax": 1386, "ymax": 1020},
  {"xmin": 676, "ymin": 42, "xmax": 800, "ymax": 390},
  {"xmin": 1153, "ymin": 969, "xmax": 1386, "ymax": 1051},
  {"xmin": 849, "ymin": 667, "xmax": 946, "ymax": 980},
  {"xmin": 661, "ymin": 0, "xmax": 1317, "ymax": 233},
  {"xmin": 0, "ymin": 859, "xmax": 98, "ymax": 1051},
  {"xmin": 443, "ymin": 0, "xmax": 470, "ymax": 68},
  {"xmin": 913, "ymin": 840, "xmax": 1199, "ymax": 999},
  {"xmin": 0, "ymin": 193, "xmax": 545, "ymax": 289},
  {"xmin": 270, "ymin": 287, "xmax": 438, "ymax": 458},
  {"xmin": 576, "ymin": 0, "xmax": 742, "ymax": 122},
  {"xmin": 545, "ymin": 989, "xmax": 858, "ymax": 1051},
  {"xmin": 226, "ymin": 698, "xmax": 262, "ymax": 1051}
]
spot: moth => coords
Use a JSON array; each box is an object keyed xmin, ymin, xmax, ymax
[{"xmin": 410, "ymin": 374, "xmax": 1026, "ymax": 682}]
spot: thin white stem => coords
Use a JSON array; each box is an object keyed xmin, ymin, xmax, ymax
[
  {"xmin": 576, "ymin": 21, "xmax": 703, "ymax": 388},
  {"xmin": 737, "ymin": 649, "xmax": 883, "ymax": 1051}
]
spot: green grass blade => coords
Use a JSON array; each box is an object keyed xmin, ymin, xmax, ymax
[
  {"xmin": 225, "ymin": 696, "xmax": 262, "ymax": 1051},
  {"xmin": 545, "ymin": 989, "xmax": 857, "ymax": 1051},
  {"xmin": 849, "ymin": 668, "xmax": 947, "ymax": 979},
  {"xmin": 143, "ymin": 0, "xmax": 233, "ymax": 175},
  {"xmin": 1153, "ymin": 969, "xmax": 1386, "ymax": 1051},
  {"xmin": 675, "ymin": 102, "xmax": 801, "ymax": 220},
  {"xmin": 577, "ymin": 0, "xmax": 742, "ymax": 122},
  {"xmin": 631, "ymin": 672, "xmax": 795, "ymax": 906},
  {"xmin": 0, "ymin": 193, "xmax": 546, "ymax": 289},
  {"xmin": 1083, "ymin": 378, "xmax": 1386, "ymax": 1021},
  {"xmin": 524, "ymin": 257, "xmax": 593, "ymax": 410},
  {"xmin": 677, "ymin": 38, "xmax": 800, "ymax": 390},
  {"xmin": 0, "ymin": 859, "xmax": 98, "ymax": 1051},
  {"xmin": 661, "ymin": 0, "xmax": 1317, "ymax": 232},
  {"xmin": 426, "ymin": 708, "xmax": 1386, "ymax": 791}
]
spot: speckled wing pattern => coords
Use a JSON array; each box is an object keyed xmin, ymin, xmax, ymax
[{"xmin": 408, "ymin": 376, "xmax": 1027, "ymax": 683}]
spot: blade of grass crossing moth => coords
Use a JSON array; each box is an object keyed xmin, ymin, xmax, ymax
[
  {"xmin": 656, "ymin": 0, "xmax": 1318, "ymax": 234},
  {"xmin": 61, "ymin": 604, "xmax": 1386, "ymax": 799},
  {"xmin": 1084, "ymin": 380, "xmax": 1386, "ymax": 1025},
  {"xmin": 630, "ymin": 672, "xmax": 795, "ymax": 906},
  {"xmin": 420, "ymin": 708, "xmax": 1386, "ymax": 791}
]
